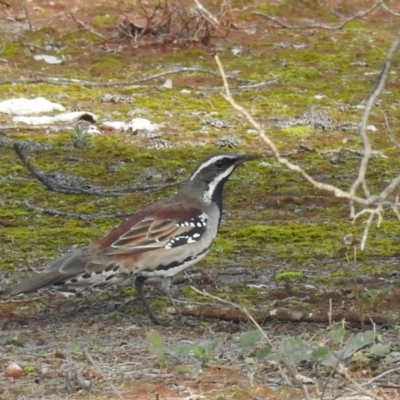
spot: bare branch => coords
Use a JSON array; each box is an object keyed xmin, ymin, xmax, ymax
[
  {"xmin": 190, "ymin": 286, "xmax": 273, "ymax": 344},
  {"xmin": 65, "ymin": 352, "xmax": 91, "ymax": 393},
  {"xmin": 363, "ymin": 366, "xmax": 400, "ymax": 386},
  {"xmin": 251, "ymin": 12, "xmax": 296, "ymax": 29},
  {"xmin": 214, "ymin": 55, "xmax": 375, "ymax": 207},
  {"xmin": 69, "ymin": 13, "xmax": 107, "ymax": 40},
  {"xmin": 317, "ymin": 1, "xmax": 383, "ymax": 30},
  {"xmin": 381, "ymin": 2, "xmax": 400, "ymax": 16},
  {"xmin": 13, "ymin": 143, "xmax": 61, "ymax": 192},
  {"xmin": 377, "ymin": 174, "xmax": 400, "ymax": 202},
  {"xmin": 382, "ymin": 110, "xmax": 400, "ymax": 148},
  {"xmin": 0, "ymin": 67, "xmax": 249, "ymax": 87},
  {"xmin": 17, "ymin": 0, "xmax": 32, "ymax": 30},
  {"xmin": 214, "ymin": 23, "xmax": 400, "ymax": 251},
  {"xmin": 13, "ymin": 143, "xmax": 185, "ymax": 196},
  {"xmin": 353, "ymin": 205, "xmax": 383, "ymax": 250},
  {"xmin": 253, "ymin": 1, "xmax": 383, "ymax": 31},
  {"xmin": 391, "ymin": 195, "xmax": 400, "ymax": 222},
  {"xmin": 194, "ymin": 0, "xmax": 220, "ymax": 26},
  {"xmin": 351, "ymin": 28, "xmax": 400, "ymax": 198},
  {"xmin": 83, "ymin": 348, "xmax": 125, "ymax": 400}
]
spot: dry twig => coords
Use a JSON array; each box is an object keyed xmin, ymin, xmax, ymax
[
  {"xmin": 350, "ymin": 29, "xmax": 400, "ymax": 200},
  {"xmin": 214, "ymin": 22, "xmax": 400, "ymax": 250},
  {"xmin": 69, "ymin": 13, "xmax": 107, "ymax": 40},
  {"xmin": 13, "ymin": 143, "xmax": 184, "ymax": 197},
  {"xmin": 215, "ymin": 55, "xmax": 372, "ymax": 206},
  {"xmin": 65, "ymin": 352, "xmax": 91, "ymax": 393},
  {"xmin": 381, "ymin": 2, "xmax": 400, "ymax": 17},
  {"xmin": 190, "ymin": 287, "xmax": 315, "ymax": 399},
  {"xmin": 0, "ymin": 67, "xmax": 249, "ymax": 87},
  {"xmin": 251, "ymin": 12, "xmax": 296, "ymax": 29},
  {"xmin": 253, "ymin": 1, "xmax": 383, "ymax": 31},
  {"xmin": 190, "ymin": 286, "xmax": 273, "ymax": 346},
  {"xmin": 194, "ymin": 0, "xmax": 220, "ymax": 26},
  {"xmin": 382, "ymin": 110, "xmax": 400, "ymax": 148},
  {"xmin": 84, "ymin": 348, "xmax": 125, "ymax": 400},
  {"xmin": 16, "ymin": 0, "xmax": 32, "ymax": 30}
]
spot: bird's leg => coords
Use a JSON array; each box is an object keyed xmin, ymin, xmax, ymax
[
  {"xmin": 135, "ymin": 276, "xmax": 166, "ymax": 325},
  {"xmin": 161, "ymin": 276, "xmax": 182, "ymax": 320}
]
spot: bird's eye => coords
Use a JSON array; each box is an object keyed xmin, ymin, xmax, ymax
[{"xmin": 215, "ymin": 160, "xmax": 224, "ymax": 169}]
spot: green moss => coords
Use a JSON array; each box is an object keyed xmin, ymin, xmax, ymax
[
  {"xmin": 281, "ymin": 126, "xmax": 313, "ymax": 136},
  {"xmin": 283, "ymin": 67, "xmax": 322, "ymax": 82},
  {"xmin": 180, "ymin": 286, "xmax": 209, "ymax": 302},
  {"xmin": 23, "ymin": 365, "xmax": 37, "ymax": 373},
  {"xmin": 93, "ymin": 15, "xmax": 117, "ymax": 27},
  {"xmin": 212, "ymin": 233, "xmax": 238, "ymax": 255},
  {"xmin": 2, "ymin": 42, "xmax": 22, "ymax": 58},
  {"xmin": 275, "ymin": 271, "xmax": 304, "ymax": 281}
]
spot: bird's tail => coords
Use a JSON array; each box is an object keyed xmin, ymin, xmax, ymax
[
  {"xmin": 7, "ymin": 248, "xmax": 92, "ymax": 296},
  {"xmin": 7, "ymin": 270, "xmax": 68, "ymax": 296}
]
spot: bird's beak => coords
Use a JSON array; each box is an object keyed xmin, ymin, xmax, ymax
[{"xmin": 237, "ymin": 154, "xmax": 260, "ymax": 164}]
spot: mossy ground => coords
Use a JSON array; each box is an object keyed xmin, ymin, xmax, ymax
[{"xmin": 1, "ymin": 0, "xmax": 400, "ymax": 399}]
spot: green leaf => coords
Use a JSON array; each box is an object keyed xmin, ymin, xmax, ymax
[
  {"xmin": 192, "ymin": 339, "xmax": 219, "ymax": 364},
  {"xmin": 385, "ymin": 352, "xmax": 400, "ymax": 364},
  {"xmin": 169, "ymin": 345, "xmax": 192, "ymax": 358},
  {"xmin": 370, "ymin": 344, "xmax": 390, "ymax": 357},
  {"xmin": 255, "ymin": 346, "xmax": 271, "ymax": 360},
  {"xmin": 319, "ymin": 353, "xmax": 341, "ymax": 369},
  {"xmin": 240, "ymin": 330, "xmax": 262, "ymax": 347},
  {"xmin": 311, "ymin": 346, "xmax": 330, "ymax": 361},
  {"xmin": 388, "ymin": 321, "xmax": 400, "ymax": 330},
  {"xmin": 193, "ymin": 344, "xmax": 207, "ymax": 360},
  {"xmin": 338, "ymin": 331, "xmax": 378, "ymax": 361},
  {"xmin": 278, "ymin": 337, "xmax": 312, "ymax": 364},
  {"xmin": 329, "ymin": 327, "xmax": 346, "ymax": 342}
]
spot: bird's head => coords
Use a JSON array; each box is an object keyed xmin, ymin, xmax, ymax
[{"xmin": 185, "ymin": 152, "xmax": 258, "ymax": 205}]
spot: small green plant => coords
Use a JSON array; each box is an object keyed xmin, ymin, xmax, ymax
[
  {"xmin": 23, "ymin": 365, "xmax": 36, "ymax": 373},
  {"xmin": 70, "ymin": 124, "xmax": 91, "ymax": 149},
  {"xmin": 275, "ymin": 271, "xmax": 304, "ymax": 282},
  {"xmin": 146, "ymin": 330, "xmax": 220, "ymax": 374},
  {"xmin": 329, "ymin": 327, "xmax": 346, "ymax": 344},
  {"xmin": 192, "ymin": 338, "xmax": 219, "ymax": 366},
  {"xmin": 240, "ymin": 330, "xmax": 262, "ymax": 348},
  {"xmin": 239, "ymin": 330, "xmax": 271, "ymax": 385}
]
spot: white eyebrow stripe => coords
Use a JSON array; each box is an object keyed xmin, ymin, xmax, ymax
[
  {"xmin": 189, "ymin": 155, "xmax": 237, "ymax": 181},
  {"xmin": 202, "ymin": 164, "xmax": 236, "ymax": 203}
]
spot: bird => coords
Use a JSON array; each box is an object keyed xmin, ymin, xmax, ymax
[{"xmin": 8, "ymin": 152, "xmax": 258, "ymax": 324}]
